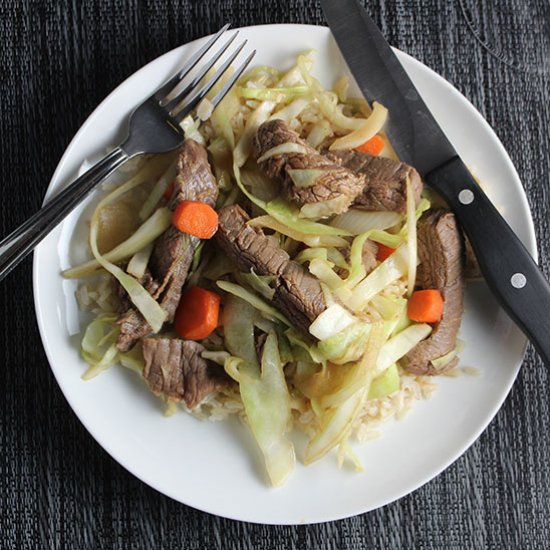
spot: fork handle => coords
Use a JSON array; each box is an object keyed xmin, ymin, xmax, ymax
[
  {"xmin": 0, "ymin": 147, "xmax": 129, "ymax": 282},
  {"xmin": 426, "ymin": 156, "xmax": 550, "ymax": 367}
]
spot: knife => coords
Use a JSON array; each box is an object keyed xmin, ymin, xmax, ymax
[{"xmin": 321, "ymin": 0, "xmax": 550, "ymax": 367}]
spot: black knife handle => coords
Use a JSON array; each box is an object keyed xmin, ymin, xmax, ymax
[{"xmin": 425, "ymin": 157, "xmax": 550, "ymax": 367}]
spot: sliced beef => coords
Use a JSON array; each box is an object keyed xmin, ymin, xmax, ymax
[
  {"xmin": 252, "ymin": 119, "xmax": 365, "ymax": 215},
  {"xmin": 273, "ymin": 262, "xmax": 326, "ymax": 333},
  {"xmin": 401, "ymin": 209, "xmax": 464, "ymax": 375},
  {"xmin": 142, "ymin": 337, "xmax": 230, "ymax": 409},
  {"xmin": 328, "ymin": 149, "xmax": 423, "ymax": 212},
  {"xmin": 116, "ymin": 139, "xmax": 218, "ymax": 351},
  {"xmin": 216, "ymin": 204, "xmax": 326, "ymax": 334}
]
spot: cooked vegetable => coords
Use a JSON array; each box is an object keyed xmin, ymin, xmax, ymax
[
  {"xmin": 72, "ymin": 51, "xmax": 465, "ymax": 487},
  {"xmin": 407, "ymin": 289, "xmax": 444, "ymax": 323},
  {"xmin": 329, "ymin": 102, "xmax": 388, "ymax": 150},
  {"xmin": 330, "ymin": 209, "xmax": 402, "ymax": 235},
  {"xmin": 63, "ymin": 207, "xmax": 172, "ymax": 279},
  {"xmin": 174, "ymin": 286, "xmax": 221, "ymax": 340},
  {"xmin": 172, "ymin": 200, "xmax": 219, "ymax": 239},
  {"xmin": 376, "ymin": 243, "xmax": 396, "ymax": 262},
  {"xmin": 89, "ymin": 214, "xmax": 167, "ymax": 333},
  {"xmin": 126, "ymin": 242, "xmax": 154, "ymax": 280},
  {"xmin": 238, "ymin": 332, "xmax": 295, "ymax": 486},
  {"xmin": 344, "ymin": 245, "xmax": 409, "ymax": 312},
  {"xmin": 355, "ymin": 134, "xmax": 385, "ymax": 156}
]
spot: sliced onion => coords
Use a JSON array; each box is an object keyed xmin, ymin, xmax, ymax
[{"xmin": 329, "ymin": 102, "xmax": 388, "ymax": 150}]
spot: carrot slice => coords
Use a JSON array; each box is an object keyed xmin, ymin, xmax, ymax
[
  {"xmin": 175, "ymin": 286, "xmax": 221, "ymax": 340},
  {"xmin": 376, "ymin": 243, "xmax": 396, "ymax": 262},
  {"xmin": 355, "ymin": 134, "xmax": 385, "ymax": 156},
  {"xmin": 163, "ymin": 181, "xmax": 175, "ymax": 201},
  {"xmin": 407, "ymin": 289, "xmax": 444, "ymax": 323},
  {"xmin": 172, "ymin": 200, "xmax": 219, "ymax": 239}
]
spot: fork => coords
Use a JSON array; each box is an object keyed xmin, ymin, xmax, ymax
[{"xmin": 0, "ymin": 25, "xmax": 254, "ymax": 282}]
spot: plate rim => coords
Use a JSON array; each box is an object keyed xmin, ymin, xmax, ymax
[{"xmin": 32, "ymin": 23, "xmax": 536, "ymax": 524}]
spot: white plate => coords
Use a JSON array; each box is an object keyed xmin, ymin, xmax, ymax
[{"xmin": 33, "ymin": 24, "xmax": 536, "ymax": 524}]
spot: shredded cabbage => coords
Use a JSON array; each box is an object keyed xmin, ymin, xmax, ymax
[
  {"xmin": 331, "ymin": 209, "xmax": 403, "ymax": 235},
  {"xmin": 329, "ymin": 102, "xmax": 388, "ymax": 150},
  {"xmin": 237, "ymin": 270, "xmax": 276, "ymax": 300},
  {"xmin": 233, "ymin": 51, "xmax": 315, "ymax": 168},
  {"xmin": 375, "ymin": 323, "xmax": 432, "ymax": 376},
  {"xmin": 368, "ymin": 363, "xmax": 399, "ymax": 399},
  {"xmin": 308, "ymin": 258, "xmax": 345, "ymax": 291},
  {"xmin": 81, "ymin": 316, "xmax": 120, "ymax": 380},
  {"xmin": 238, "ymin": 332, "xmax": 296, "ymax": 486},
  {"xmin": 237, "ymin": 85, "xmax": 309, "ymax": 102},
  {"xmin": 126, "ymin": 242, "xmax": 153, "ymax": 280},
  {"xmin": 344, "ymin": 245, "xmax": 409, "ymax": 313},
  {"xmin": 222, "ymin": 294, "xmax": 258, "ymax": 364},
  {"xmin": 90, "ymin": 221, "xmax": 166, "ymax": 332},
  {"xmin": 317, "ymin": 322, "xmax": 371, "ymax": 364},
  {"xmin": 309, "ymin": 303, "xmax": 357, "ymax": 340},
  {"xmin": 63, "ymin": 207, "xmax": 171, "ymax": 279},
  {"xmin": 216, "ymin": 280, "xmax": 291, "ymax": 326},
  {"xmin": 139, "ymin": 160, "xmax": 177, "ymax": 220},
  {"xmin": 248, "ymin": 215, "xmax": 348, "ymax": 248}
]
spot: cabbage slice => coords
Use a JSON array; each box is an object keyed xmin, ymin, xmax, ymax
[
  {"xmin": 329, "ymin": 102, "xmax": 388, "ymax": 150},
  {"xmin": 90, "ymin": 221, "xmax": 167, "ymax": 333},
  {"xmin": 216, "ymin": 280, "xmax": 291, "ymax": 326},
  {"xmin": 239, "ymin": 332, "xmax": 296, "ymax": 486},
  {"xmin": 63, "ymin": 207, "xmax": 172, "ymax": 279},
  {"xmin": 331, "ymin": 209, "xmax": 402, "ymax": 235},
  {"xmin": 368, "ymin": 363, "xmax": 400, "ymax": 399},
  {"xmin": 344, "ymin": 245, "xmax": 409, "ymax": 313},
  {"xmin": 375, "ymin": 323, "xmax": 432, "ymax": 376},
  {"xmin": 317, "ymin": 321, "xmax": 371, "ymax": 364},
  {"xmin": 81, "ymin": 316, "xmax": 120, "ymax": 380},
  {"xmin": 222, "ymin": 294, "xmax": 258, "ymax": 364},
  {"xmin": 233, "ymin": 50, "xmax": 315, "ymax": 168},
  {"xmin": 248, "ymin": 216, "xmax": 348, "ymax": 248},
  {"xmin": 309, "ymin": 303, "xmax": 357, "ymax": 340}
]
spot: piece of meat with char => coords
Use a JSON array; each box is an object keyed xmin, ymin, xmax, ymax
[
  {"xmin": 252, "ymin": 119, "xmax": 365, "ymax": 215},
  {"xmin": 216, "ymin": 204, "xmax": 326, "ymax": 334},
  {"xmin": 116, "ymin": 139, "xmax": 218, "ymax": 351},
  {"xmin": 401, "ymin": 209, "xmax": 464, "ymax": 375},
  {"xmin": 142, "ymin": 337, "xmax": 230, "ymax": 409}
]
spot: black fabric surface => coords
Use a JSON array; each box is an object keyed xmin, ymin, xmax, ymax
[{"xmin": 1, "ymin": 0, "xmax": 549, "ymax": 547}]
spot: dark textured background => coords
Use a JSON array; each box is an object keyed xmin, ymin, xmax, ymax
[{"xmin": 1, "ymin": 0, "xmax": 549, "ymax": 548}]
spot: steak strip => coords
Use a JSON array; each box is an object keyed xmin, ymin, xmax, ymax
[
  {"xmin": 252, "ymin": 119, "xmax": 365, "ymax": 215},
  {"xmin": 142, "ymin": 337, "xmax": 230, "ymax": 409},
  {"xmin": 116, "ymin": 139, "xmax": 218, "ymax": 351},
  {"xmin": 216, "ymin": 204, "xmax": 326, "ymax": 334},
  {"xmin": 401, "ymin": 209, "xmax": 464, "ymax": 375},
  {"xmin": 328, "ymin": 149, "xmax": 423, "ymax": 212}
]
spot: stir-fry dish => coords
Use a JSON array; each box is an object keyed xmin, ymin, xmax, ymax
[{"xmin": 66, "ymin": 52, "xmax": 466, "ymax": 486}]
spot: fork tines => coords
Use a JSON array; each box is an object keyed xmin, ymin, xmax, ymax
[{"xmin": 155, "ymin": 24, "xmax": 255, "ymax": 124}]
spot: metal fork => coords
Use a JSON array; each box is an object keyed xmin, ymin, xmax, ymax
[{"xmin": 0, "ymin": 25, "xmax": 255, "ymax": 282}]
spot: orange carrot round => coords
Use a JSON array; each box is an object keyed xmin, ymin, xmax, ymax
[
  {"xmin": 175, "ymin": 286, "xmax": 221, "ymax": 340},
  {"xmin": 355, "ymin": 134, "xmax": 385, "ymax": 156},
  {"xmin": 172, "ymin": 200, "xmax": 219, "ymax": 239},
  {"xmin": 407, "ymin": 289, "xmax": 444, "ymax": 323},
  {"xmin": 376, "ymin": 243, "xmax": 396, "ymax": 262}
]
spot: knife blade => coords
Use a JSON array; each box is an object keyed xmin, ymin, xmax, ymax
[{"xmin": 321, "ymin": 0, "xmax": 550, "ymax": 367}]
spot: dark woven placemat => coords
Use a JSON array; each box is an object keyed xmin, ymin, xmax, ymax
[{"xmin": 1, "ymin": 0, "xmax": 549, "ymax": 548}]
